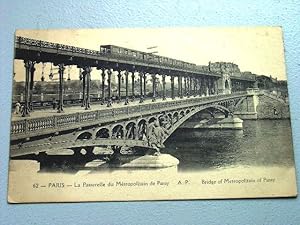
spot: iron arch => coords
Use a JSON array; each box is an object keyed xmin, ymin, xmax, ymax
[
  {"xmin": 111, "ymin": 124, "xmax": 124, "ymax": 139},
  {"xmin": 96, "ymin": 128, "xmax": 110, "ymax": 139},
  {"xmin": 76, "ymin": 132, "xmax": 93, "ymax": 140}
]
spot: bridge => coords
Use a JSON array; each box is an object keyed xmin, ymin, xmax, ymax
[
  {"xmin": 11, "ymin": 36, "xmax": 260, "ymax": 166},
  {"xmin": 11, "ymin": 91, "xmax": 260, "ymax": 157}
]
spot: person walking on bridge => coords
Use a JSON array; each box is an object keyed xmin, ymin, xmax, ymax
[{"xmin": 14, "ymin": 101, "xmax": 21, "ymax": 114}]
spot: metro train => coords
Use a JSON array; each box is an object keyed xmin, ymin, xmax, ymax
[{"xmin": 100, "ymin": 45, "xmax": 211, "ymax": 73}]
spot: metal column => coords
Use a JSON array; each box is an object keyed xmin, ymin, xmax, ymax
[{"xmin": 57, "ymin": 63, "xmax": 65, "ymax": 113}]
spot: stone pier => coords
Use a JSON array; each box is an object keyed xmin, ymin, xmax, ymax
[{"xmin": 181, "ymin": 117, "xmax": 243, "ymax": 130}]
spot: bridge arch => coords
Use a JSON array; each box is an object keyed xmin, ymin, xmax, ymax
[
  {"xmin": 125, "ymin": 122, "xmax": 136, "ymax": 139},
  {"xmin": 234, "ymin": 96, "xmax": 247, "ymax": 109},
  {"xmin": 137, "ymin": 119, "xmax": 147, "ymax": 140},
  {"xmin": 76, "ymin": 131, "xmax": 93, "ymax": 140},
  {"xmin": 111, "ymin": 124, "xmax": 124, "ymax": 139},
  {"xmin": 96, "ymin": 127, "xmax": 110, "ymax": 139},
  {"xmin": 159, "ymin": 104, "xmax": 232, "ymax": 144}
]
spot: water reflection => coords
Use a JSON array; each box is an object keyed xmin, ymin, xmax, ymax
[
  {"xmin": 11, "ymin": 120, "xmax": 295, "ymax": 173},
  {"xmin": 163, "ymin": 120, "xmax": 295, "ymax": 171}
]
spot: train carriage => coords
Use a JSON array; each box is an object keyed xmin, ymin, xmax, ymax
[
  {"xmin": 100, "ymin": 44, "xmax": 215, "ymax": 72},
  {"xmin": 100, "ymin": 45, "xmax": 144, "ymax": 61}
]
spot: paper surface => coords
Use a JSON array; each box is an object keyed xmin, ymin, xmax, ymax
[{"xmin": 8, "ymin": 27, "xmax": 297, "ymax": 203}]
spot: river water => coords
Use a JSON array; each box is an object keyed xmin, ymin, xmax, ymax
[{"xmin": 163, "ymin": 120, "xmax": 295, "ymax": 172}]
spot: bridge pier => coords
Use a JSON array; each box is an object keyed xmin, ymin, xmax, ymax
[
  {"xmin": 124, "ymin": 71, "xmax": 129, "ymax": 105},
  {"xmin": 29, "ymin": 62, "xmax": 35, "ymax": 111},
  {"xmin": 131, "ymin": 71, "xmax": 135, "ymax": 102},
  {"xmin": 179, "ymin": 75, "xmax": 183, "ymax": 98},
  {"xmin": 187, "ymin": 77, "xmax": 190, "ymax": 96},
  {"xmin": 234, "ymin": 90, "xmax": 259, "ymax": 119},
  {"xmin": 183, "ymin": 76, "xmax": 186, "ymax": 97},
  {"xmin": 208, "ymin": 78, "xmax": 211, "ymax": 95},
  {"xmin": 117, "ymin": 70, "xmax": 122, "ymax": 103},
  {"xmin": 83, "ymin": 66, "xmax": 91, "ymax": 110},
  {"xmin": 107, "ymin": 69, "xmax": 112, "ymax": 107},
  {"xmin": 143, "ymin": 73, "xmax": 147, "ymax": 101},
  {"xmin": 170, "ymin": 75, "xmax": 175, "ymax": 100},
  {"xmin": 22, "ymin": 60, "xmax": 33, "ymax": 117},
  {"xmin": 152, "ymin": 74, "xmax": 157, "ymax": 102},
  {"xmin": 177, "ymin": 75, "xmax": 180, "ymax": 98},
  {"xmin": 81, "ymin": 69, "xmax": 86, "ymax": 107},
  {"xmin": 139, "ymin": 72, "xmax": 144, "ymax": 103},
  {"xmin": 120, "ymin": 153, "xmax": 179, "ymax": 169},
  {"xmin": 100, "ymin": 69, "xmax": 105, "ymax": 105},
  {"xmin": 193, "ymin": 77, "xmax": 196, "ymax": 97},
  {"xmin": 162, "ymin": 74, "xmax": 166, "ymax": 100},
  {"xmin": 198, "ymin": 77, "xmax": 202, "ymax": 96},
  {"xmin": 57, "ymin": 63, "xmax": 65, "ymax": 113}
]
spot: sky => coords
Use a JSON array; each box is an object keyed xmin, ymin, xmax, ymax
[{"xmin": 13, "ymin": 27, "xmax": 287, "ymax": 82}]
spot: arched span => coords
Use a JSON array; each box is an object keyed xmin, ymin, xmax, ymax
[
  {"xmin": 95, "ymin": 127, "xmax": 110, "ymax": 139},
  {"xmin": 234, "ymin": 96, "xmax": 247, "ymax": 109},
  {"xmin": 76, "ymin": 131, "xmax": 93, "ymax": 140},
  {"xmin": 160, "ymin": 104, "xmax": 231, "ymax": 144},
  {"xmin": 74, "ymin": 105, "xmax": 232, "ymax": 151},
  {"xmin": 213, "ymin": 104, "xmax": 232, "ymax": 116},
  {"xmin": 111, "ymin": 124, "xmax": 124, "ymax": 139}
]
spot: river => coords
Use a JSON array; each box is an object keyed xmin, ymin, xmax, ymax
[{"xmin": 163, "ymin": 119, "xmax": 295, "ymax": 172}]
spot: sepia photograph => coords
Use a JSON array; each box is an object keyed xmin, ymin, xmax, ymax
[{"xmin": 8, "ymin": 27, "xmax": 297, "ymax": 203}]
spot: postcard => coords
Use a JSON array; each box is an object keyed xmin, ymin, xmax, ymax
[{"xmin": 8, "ymin": 27, "xmax": 297, "ymax": 203}]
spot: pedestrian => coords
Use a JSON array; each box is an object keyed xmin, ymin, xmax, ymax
[
  {"xmin": 20, "ymin": 104, "xmax": 24, "ymax": 115},
  {"xmin": 14, "ymin": 101, "xmax": 21, "ymax": 114}
]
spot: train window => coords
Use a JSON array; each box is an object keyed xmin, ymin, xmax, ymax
[
  {"xmin": 100, "ymin": 47, "xmax": 106, "ymax": 53},
  {"xmin": 132, "ymin": 51, "xmax": 137, "ymax": 57},
  {"xmin": 112, "ymin": 47, "xmax": 118, "ymax": 53},
  {"xmin": 125, "ymin": 50, "xmax": 128, "ymax": 55}
]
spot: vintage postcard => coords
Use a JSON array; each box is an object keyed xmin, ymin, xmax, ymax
[{"xmin": 8, "ymin": 27, "xmax": 297, "ymax": 203}]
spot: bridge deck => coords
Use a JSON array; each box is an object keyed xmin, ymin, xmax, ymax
[
  {"xmin": 11, "ymin": 92, "xmax": 251, "ymax": 140},
  {"xmin": 11, "ymin": 96, "xmax": 201, "ymax": 121}
]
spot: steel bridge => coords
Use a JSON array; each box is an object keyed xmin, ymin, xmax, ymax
[
  {"xmin": 14, "ymin": 36, "xmax": 256, "ymax": 115},
  {"xmin": 11, "ymin": 36, "xmax": 257, "ymax": 160},
  {"xmin": 10, "ymin": 91, "xmax": 257, "ymax": 157}
]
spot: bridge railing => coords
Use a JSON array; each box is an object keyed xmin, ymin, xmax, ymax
[{"xmin": 11, "ymin": 92, "xmax": 248, "ymax": 136}]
